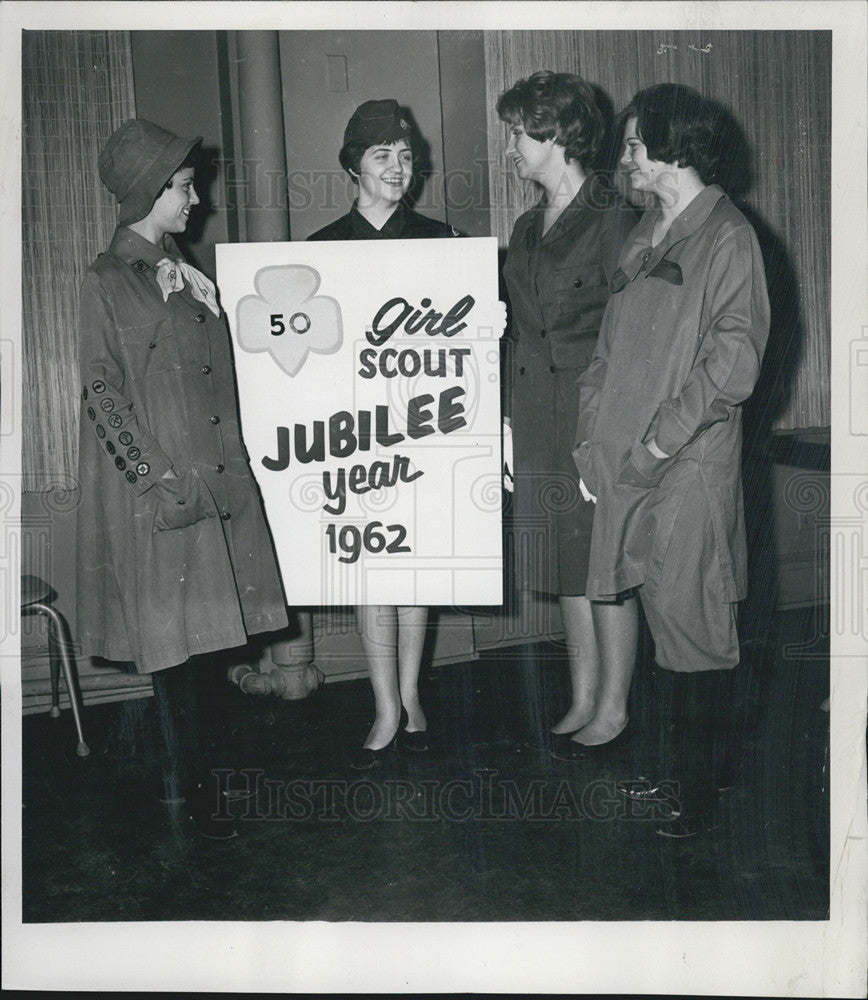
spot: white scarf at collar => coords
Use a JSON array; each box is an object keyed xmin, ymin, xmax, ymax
[{"xmin": 154, "ymin": 257, "xmax": 220, "ymax": 316}]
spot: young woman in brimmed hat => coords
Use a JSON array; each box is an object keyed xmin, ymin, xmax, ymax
[
  {"xmin": 77, "ymin": 119, "xmax": 288, "ymax": 835},
  {"xmin": 309, "ymin": 99, "xmax": 459, "ymax": 768}
]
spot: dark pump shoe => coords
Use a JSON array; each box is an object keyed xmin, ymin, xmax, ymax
[
  {"xmin": 617, "ymin": 776, "xmax": 677, "ymax": 801},
  {"xmin": 552, "ymin": 724, "xmax": 630, "ymax": 762},
  {"xmin": 519, "ymin": 730, "xmax": 581, "ymax": 758},
  {"xmin": 400, "ymin": 728, "xmax": 431, "ymax": 752},
  {"xmin": 350, "ymin": 739, "xmax": 396, "ymax": 770},
  {"xmin": 617, "ymin": 774, "xmax": 733, "ymax": 799}
]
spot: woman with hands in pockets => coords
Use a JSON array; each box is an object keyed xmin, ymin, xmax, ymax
[
  {"xmin": 574, "ymin": 85, "xmax": 770, "ymax": 836},
  {"xmin": 77, "ymin": 119, "xmax": 288, "ymax": 835}
]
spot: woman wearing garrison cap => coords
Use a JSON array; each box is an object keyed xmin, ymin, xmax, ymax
[
  {"xmin": 76, "ymin": 119, "xmax": 288, "ymax": 836},
  {"xmin": 309, "ymin": 99, "xmax": 459, "ymax": 768}
]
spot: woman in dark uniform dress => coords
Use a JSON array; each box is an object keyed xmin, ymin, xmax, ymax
[
  {"xmin": 499, "ymin": 71, "xmax": 639, "ymax": 755},
  {"xmin": 77, "ymin": 120, "xmax": 288, "ymax": 835},
  {"xmin": 308, "ymin": 100, "xmax": 458, "ymax": 768}
]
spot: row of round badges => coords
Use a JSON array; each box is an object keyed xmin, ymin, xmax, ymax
[{"xmin": 83, "ymin": 380, "xmax": 150, "ymax": 484}]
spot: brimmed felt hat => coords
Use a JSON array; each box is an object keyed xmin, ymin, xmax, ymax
[
  {"xmin": 343, "ymin": 99, "xmax": 412, "ymax": 147},
  {"xmin": 99, "ymin": 119, "xmax": 202, "ymax": 226}
]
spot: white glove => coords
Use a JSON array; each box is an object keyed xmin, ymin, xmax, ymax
[
  {"xmin": 579, "ymin": 478, "xmax": 596, "ymax": 504},
  {"xmin": 502, "ymin": 418, "xmax": 514, "ymax": 492}
]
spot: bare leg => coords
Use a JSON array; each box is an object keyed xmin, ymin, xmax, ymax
[
  {"xmin": 396, "ymin": 605, "xmax": 429, "ymax": 732},
  {"xmin": 572, "ymin": 596, "xmax": 639, "ymax": 746},
  {"xmin": 551, "ymin": 595, "xmax": 600, "ymax": 733},
  {"xmin": 356, "ymin": 604, "xmax": 402, "ymax": 750}
]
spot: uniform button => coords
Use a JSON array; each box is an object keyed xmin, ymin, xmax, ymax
[
  {"xmin": 540, "ymin": 329, "xmax": 546, "ymax": 338},
  {"xmin": 221, "ymin": 511, "xmax": 231, "ymax": 521},
  {"xmin": 216, "ymin": 464, "xmax": 225, "ymax": 473},
  {"xmin": 201, "ymin": 365, "xmax": 212, "ymax": 375},
  {"xmin": 549, "ymin": 365, "xmax": 556, "ymax": 373},
  {"xmin": 519, "ymin": 366, "xmax": 526, "ymax": 375},
  {"xmin": 194, "ymin": 314, "xmax": 206, "ymax": 324},
  {"xmin": 177, "ymin": 499, "xmax": 185, "ymax": 506},
  {"xmin": 573, "ymin": 277, "xmax": 583, "ymax": 288},
  {"xmin": 136, "ymin": 462, "xmax": 150, "ymax": 476},
  {"xmin": 210, "ymin": 415, "xmax": 220, "ymax": 424},
  {"xmin": 148, "ymin": 341, "xmax": 157, "ymax": 349}
]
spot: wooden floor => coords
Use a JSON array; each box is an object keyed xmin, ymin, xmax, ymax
[{"xmin": 21, "ymin": 607, "xmax": 829, "ymax": 923}]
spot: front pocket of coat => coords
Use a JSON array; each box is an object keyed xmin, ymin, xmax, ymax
[
  {"xmin": 550, "ymin": 264, "xmax": 609, "ymax": 330},
  {"xmin": 118, "ymin": 320, "xmax": 182, "ymax": 379}
]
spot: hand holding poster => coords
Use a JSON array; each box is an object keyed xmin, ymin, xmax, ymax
[{"xmin": 217, "ymin": 238, "xmax": 503, "ymax": 606}]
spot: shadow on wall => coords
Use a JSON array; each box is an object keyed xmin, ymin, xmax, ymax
[
  {"xmin": 175, "ymin": 144, "xmax": 221, "ymax": 273},
  {"xmin": 708, "ymin": 101, "xmax": 809, "ymax": 650}
]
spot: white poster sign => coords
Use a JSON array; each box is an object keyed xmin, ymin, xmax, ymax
[{"xmin": 217, "ymin": 237, "xmax": 503, "ymax": 606}]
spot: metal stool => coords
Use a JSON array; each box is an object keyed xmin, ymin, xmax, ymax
[{"xmin": 21, "ymin": 574, "xmax": 89, "ymax": 757}]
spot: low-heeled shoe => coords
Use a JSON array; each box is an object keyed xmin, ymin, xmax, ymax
[
  {"xmin": 550, "ymin": 724, "xmax": 629, "ymax": 762},
  {"xmin": 519, "ymin": 731, "xmax": 575, "ymax": 757},
  {"xmin": 616, "ymin": 776, "xmax": 672, "ymax": 800},
  {"xmin": 401, "ymin": 729, "xmax": 431, "ymax": 752},
  {"xmin": 350, "ymin": 743, "xmax": 392, "ymax": 770},
  {"xmin": 618, "ymin": 774, "xmax": 731, "ymax": 798}
]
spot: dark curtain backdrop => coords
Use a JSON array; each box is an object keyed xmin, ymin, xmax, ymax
[
  {"xmin": 21, "ymin": 29, "xmax": 830, "ymax": 491},
  {"xmin": 484, "ymin": 30, "xmax": 831, "ymax": 432}
]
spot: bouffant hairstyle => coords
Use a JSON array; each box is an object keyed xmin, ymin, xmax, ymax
[
  {"xmin": 624, "ymin": 84, "xmax": 722, "ymax": 185},
  {"xmin": 338, "ymin": 136, "xmax": 422, "ymax": 181},
  {"xmin": 496, "ymin": 70, "xmax": 604, "ymax": 170}
]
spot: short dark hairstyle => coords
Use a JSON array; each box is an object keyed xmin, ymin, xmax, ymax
[
  {"xmin": 338, "ymin": 136, "xmax": 422, "ymax": 181},
  {"xmin": 623, "ymin": 84, "xmax": 722, "ymax": 185},
  {"xmin": 496, "ymin": 70, "xmax": 604, "ymax": 170},
  {"xmin": 162, "ymin": 146, "xmax": 200, "ymax": 189}
]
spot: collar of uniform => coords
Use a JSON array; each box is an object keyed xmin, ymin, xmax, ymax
[
  {"xmin": 527, "ymin": 172, "xmax": 610, "ymax": 249},
  {"xmin": 349, "ymin": 201, "xmax": 407, "ymax": 239},
  {"xmin": 108, "ymin": 227, "xmax": 183, "ymax": 272},
  {"xmin": 617, "ymin": 184, "xmax": 727, "ymax": 281}
]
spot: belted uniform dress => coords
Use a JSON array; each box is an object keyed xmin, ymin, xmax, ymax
[
  {"xmin": 503, "ymin": 173, "xmax": 636, "ymax": 594},
  {"xmin": 76, "ymin": 228, "xmax": 288, "ymax": 673}
]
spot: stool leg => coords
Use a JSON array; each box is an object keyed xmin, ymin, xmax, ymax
[
  {"xmin": 48, "ymin": 625, "xmax": 61, "ymax": 718},
  {"xmin": 37, "ymin": 603, "xmax": 90, "ymax": 757}
]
